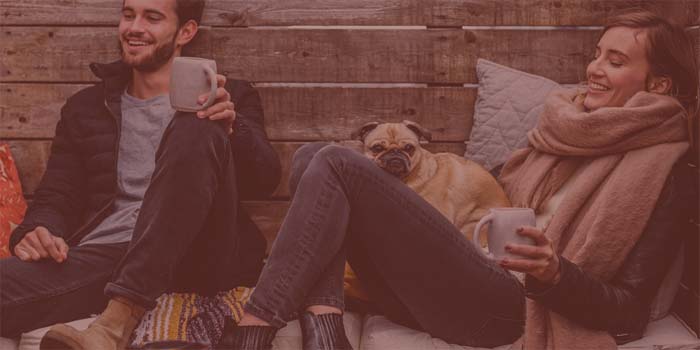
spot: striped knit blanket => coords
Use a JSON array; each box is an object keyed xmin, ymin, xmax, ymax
[{"xmin": 130, "ymin": 287, "xmax": 253, "ymax": 348}]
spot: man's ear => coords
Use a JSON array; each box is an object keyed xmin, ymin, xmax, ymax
[
  {"xmin": 647, "ymin": 75, "xmax": 672, "ymax": 95},
  {"xmin": 176, "ymin": 20, "xmax": 199, "ymax": 47}
]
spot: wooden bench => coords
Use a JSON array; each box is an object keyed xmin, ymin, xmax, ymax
[{"xmin": 1, "ymin": 0, "xmax": 698, "ymax": 347}]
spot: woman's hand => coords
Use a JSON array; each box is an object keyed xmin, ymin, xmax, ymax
[{"xmin": 499, "ymin": 226, "xmax": 562, "ymax": 284}]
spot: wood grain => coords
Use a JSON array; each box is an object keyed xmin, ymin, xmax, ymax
[
  {"xmin": 6, "ymin": 140, "xmax": 51, "ymax": 197},
  {"xmin": 261, "ymin": 87, "xmax": 475, "ymax": 141},
  {"xmin": 0, "ymin": 27, "xmax": 598, "ymax": 83},
  {"xmin": 0, "ymin": 84, "xmax": 86, "ymax": 139},
  {"xmin": 240, "ymin": 200, "xmax": 289, "ymax": 252},
  {"xmin": 0, "ymin": 84, "xmax": 475, "ymax": 141},
  {"xmin": 1, "ymin": 0, "xmax": 696, "ymax": 26}
]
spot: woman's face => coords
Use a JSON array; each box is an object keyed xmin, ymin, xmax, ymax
[{"xmin": 584, "ymin": 26, "xmax": 652, "ymax": 111}]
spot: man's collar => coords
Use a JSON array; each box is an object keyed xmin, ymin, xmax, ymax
[
  {"xmin": 89, "ymin": 60, "xmax": 131, "ymax": 81},
  {"xmin": 89, "ymin": 60, "xmax": 131, "ymax": 101}
]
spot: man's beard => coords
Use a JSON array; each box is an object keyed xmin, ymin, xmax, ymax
[{"xmin": 119, "ymin": 34, "xmax": 177, "ymax": 72}]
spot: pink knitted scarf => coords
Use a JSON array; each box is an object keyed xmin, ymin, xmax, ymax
[{"xmin": 500, "ymin": 89, "xmax": 689, "ymax": 350}]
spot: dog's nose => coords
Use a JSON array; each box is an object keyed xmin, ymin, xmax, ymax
[
  {"xmin": 379, "ymin": 151, "xmax": 410, "ymax": 178},
  {"xmin": 385, "ymin": 158, "xmax": 407, "ymax": 175}
]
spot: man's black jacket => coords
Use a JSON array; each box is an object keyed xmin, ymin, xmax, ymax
[{"xmin": 10, "ymin": 60, "xmax": 281, "ymax": 282}]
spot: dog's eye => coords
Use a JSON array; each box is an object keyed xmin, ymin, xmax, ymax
[
  {"xmin": 370, "ymin": 145, "xmax": 385, "ymax": 153},
  {"xmin": 403, "ymin": 144, "xmax": 415, "ymax": 153}
]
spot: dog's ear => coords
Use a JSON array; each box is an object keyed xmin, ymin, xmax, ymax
[
  {"xmin": 402, "ymin": 120, "xmax": 432, "ymax": 142},
  {"xmin": 351, "ymin": 122, "xmax": 380, "ymax": 141}
]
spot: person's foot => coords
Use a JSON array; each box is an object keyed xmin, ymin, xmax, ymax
[
  {"xmin": 39, "ymin": 297, "xmax": 145, "ymax": 350},
  {"xmin": 300, "ymin": 312, "xmax": 353, "ymax": 350},
  {"xmin": 218, "ymin": 317, "xmax": 277, "ymax": 350}
]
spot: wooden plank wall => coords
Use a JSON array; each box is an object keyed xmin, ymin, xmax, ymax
[
  {"xmin": 1, "ymin": 0, "xmax": 697, "ymax": 26},
  {"xmin": 1, "ymin": 0, "xmax": 699, "ymax": 335}
]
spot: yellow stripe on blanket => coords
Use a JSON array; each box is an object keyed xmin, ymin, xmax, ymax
[{"xmin": 131, "ymin": 287, "xmax": 254, "ymax": 348}]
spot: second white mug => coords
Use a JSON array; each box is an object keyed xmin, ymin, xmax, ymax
[{"xmin": 472, "ymin": 207, "xmax": 536, "ymax": 260}]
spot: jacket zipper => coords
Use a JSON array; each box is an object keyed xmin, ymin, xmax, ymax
[{"xmin": 66, "ymin": 98, "xmax": 122, "ymax": 245}]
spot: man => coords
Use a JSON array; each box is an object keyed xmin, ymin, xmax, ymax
[{"xmin": 0, "ymin": 0, "xmax": 280, "ymax": 348}]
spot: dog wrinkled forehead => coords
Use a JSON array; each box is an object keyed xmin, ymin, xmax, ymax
[
  {"xmin": 366, "ymin": 124, "xmax": 420, "ymax": 144},
  {"xmin": 352, "ymin": 120, "xmax": 431, "ymax": 144}
]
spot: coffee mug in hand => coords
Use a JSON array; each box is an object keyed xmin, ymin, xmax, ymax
[
  {"xmin": 472, "ymin": 207, "xmax": 536, "ymax": 260},
  {"xmin": 170, "ymin": 57, "xmax": 218, "ymax": 112}
]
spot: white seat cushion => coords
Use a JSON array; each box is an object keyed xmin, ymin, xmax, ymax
[
  {"xmin": 17, "ymin": 313, "xmax": 363, "ymax": 350},
  {"xmin": 18, "ymin": 312, "xmax": 697, "ymax": 350},
  {"xmin": 360, "ymin": 315, "xmax": 511, "ymax": 350},
  {"xmin": 19, "ymin": 317, "xmax": 96, "ymax": 350},
  {"xmin": 620, "ymin": 314, "xmax": 700, "ymax": 349},
  {"xmin": 0, "ymin": 337, "xmax": 19, "ymax": 350},
  {"xmin": 648, "ymin": 246, "xmax": 684, "ymax": 321},
  {"xmin": 273, "ymin": 312, "xmax": 363, "ymax": 350},
  {"xmin": 360, "ymin": 314, "xmax": 700, "ymax": 350}
]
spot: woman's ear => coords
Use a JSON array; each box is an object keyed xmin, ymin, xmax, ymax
[
  {"xmin": 176, "ymin": 20, "xmax": 199, "ymax": 47},
  {"xmin": 647, "ymin": 76, "xmax": 672, "ymax": 94}
]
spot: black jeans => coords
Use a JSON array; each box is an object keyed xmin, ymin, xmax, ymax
[
  {"xmin": 1, "ymin": 114, "xmax": 254, "ymax": 337},
  {"xmin": 244, "ymin": 143, "xmax": 525, "ymax": 348}
]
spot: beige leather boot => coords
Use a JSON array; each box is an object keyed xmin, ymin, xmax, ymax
[{"xmin": 39, "ymin": 297, "xmax": 146, "ymax": 350}]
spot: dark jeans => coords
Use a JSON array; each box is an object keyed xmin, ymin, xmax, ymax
[
  {"xmin": 244, "ymin": 143, "xmax": 525, "ymax": 348},
  {"xmin": 1, "ymin": 114, "xmax": 254, "ymax": 338}
]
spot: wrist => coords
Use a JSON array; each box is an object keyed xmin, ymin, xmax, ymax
[
  {"xmin": 548, "ymin": 256, "xmax": 563, "ymax": 284},
  {"xmin": 551, "ymin": 267, "xmax": 562, "ymax": 284}
]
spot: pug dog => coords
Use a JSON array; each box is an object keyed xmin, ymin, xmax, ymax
[{"xmin": 351, "ymin": 120, "xmax": 511, "ymax": 245}]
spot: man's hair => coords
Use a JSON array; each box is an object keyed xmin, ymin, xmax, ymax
[{"xmin": 175, "ymin": 0, "xmax": 206, "ymax": 27}]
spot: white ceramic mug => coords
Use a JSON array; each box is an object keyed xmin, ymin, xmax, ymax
[
  {"xmin": 169, "ymin": 57, "xmax": 218, "ymax": 112},
  {"xmin": 472, "ymin": 207, "xmax": 536, "ymax": 260}
]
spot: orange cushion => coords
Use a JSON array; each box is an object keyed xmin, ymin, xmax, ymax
[{"xmin": 0, "ymin": 143, "xmax": 27, "ymax": 258}]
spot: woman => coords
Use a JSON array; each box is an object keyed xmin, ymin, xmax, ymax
[{"xmin": 221, "ymin": 10, "xmax": 698, "ymax": 350}]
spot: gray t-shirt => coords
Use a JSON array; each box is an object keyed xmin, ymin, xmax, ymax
[{"xmin": 79, "ymin": 91, "xmax": 175, "ymax": 246}]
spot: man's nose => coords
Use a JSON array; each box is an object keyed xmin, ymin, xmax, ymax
[{"xmin": 127, "ymin": 17, "xmax": 146, "ymax": 34}]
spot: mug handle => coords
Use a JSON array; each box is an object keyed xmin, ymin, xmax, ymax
[
  {"xmin": 472, "ymin": 213, "xmax": 494, "ymax": 256},
  {"xmin": 200, "ymin": 65, "xmax": 218, "ymax": 109}
]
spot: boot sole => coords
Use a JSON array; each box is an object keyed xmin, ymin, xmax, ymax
[{"xmin": 40, "ymin": 329, "xmax": 84, "ymax": 350}]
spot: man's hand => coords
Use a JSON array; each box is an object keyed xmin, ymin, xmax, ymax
[
  {"xmin": 499, "ymin": 226, "xmax": 561, "ymax": 284},
  {"xmin": 197, "ymin": 74, "xmax": 236, "ymax": 135},
  {"xmin": 14, "ymin": 226, "xmax": 68, "ymax": 263}
]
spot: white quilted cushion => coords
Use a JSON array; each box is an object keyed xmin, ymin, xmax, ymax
[
  {"xmin": 16, "ymin": 313, "xmax": 363, "ymax": 350},
  {"xmin": 360, "ymin": 314, "xmax": 700, "ymax": 350},
  {"xmin": 465, "ymin": 59, "xmax": 559, "ymax": 171}
]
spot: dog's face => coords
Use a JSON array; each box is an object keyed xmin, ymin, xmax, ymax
[{"xmin": 352, "ymin": 121, "xmax": 432, "ymax": 179}]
